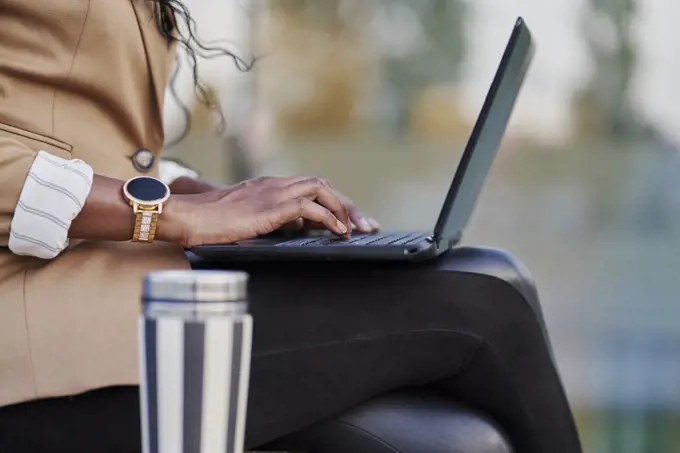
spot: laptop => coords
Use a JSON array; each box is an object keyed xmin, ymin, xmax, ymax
[{"xmin": 192, "ymin": 17, "xmax": 535, "ymax": 263}]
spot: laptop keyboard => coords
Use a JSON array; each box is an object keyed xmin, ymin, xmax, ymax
[{"xmin": 276, "ymin": 232, "xmax": 429, "ymax": 247}]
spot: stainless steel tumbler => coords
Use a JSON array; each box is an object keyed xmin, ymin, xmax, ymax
[{"xmin": 139, "ymin": 270, "xmax": 252, "ymax": 453}]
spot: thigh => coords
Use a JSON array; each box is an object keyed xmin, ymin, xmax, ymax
[
  {"xmin": 247, "ymin": 323, "xmax": 481, "ymax": 447},
  {"xmin": 202, "ymin": 250, "xmax": 577, "ymax": 451},
  {"xmin": 222, "ymin": 256, "xmax": 533, "ymax": 447}
]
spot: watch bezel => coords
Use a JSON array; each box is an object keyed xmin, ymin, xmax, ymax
[{"xmin": 123, "ymin": 176, "xmax": 171, "ymax": 206}]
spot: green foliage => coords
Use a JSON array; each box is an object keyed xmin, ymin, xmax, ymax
[
  {"xmin": 377, "ymin": 0, "xmax": 469, "ymax": 131},
  {"xmin": 382, "ymin": 0, "xmax": 468, "ymax": 85},
  {"xmin": 574, "ymin": 0, "xmax": 644, "ymax": 140}
]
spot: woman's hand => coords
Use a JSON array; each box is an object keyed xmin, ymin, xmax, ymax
[
  {"xmin": 254, "ymin": 178, "xmax": 380, "ymax": 235},
  {"xmin": 168, "ymin": 176, "xmax": 379, "ymax": 247},
  {"xmin": 171, "ymin": 175, "xmax": 380, "ymax": 234}
]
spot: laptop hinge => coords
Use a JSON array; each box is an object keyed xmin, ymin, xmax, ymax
[{"xmin": 433, "ymin": 231, "xmax": 462, "ymax": 251}]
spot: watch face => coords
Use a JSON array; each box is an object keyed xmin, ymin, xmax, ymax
[{"xmin": 124, "ymin": 176, "xmax": 170, "ymax": 204}]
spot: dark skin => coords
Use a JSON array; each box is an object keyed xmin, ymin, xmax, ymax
[
  {"xmin": 69, "ymin": 174, "xmax": 379, "ymax": 247},
  {"xmin": 169, "ymin": 176, "xmax": 380, "ymax": 235}
]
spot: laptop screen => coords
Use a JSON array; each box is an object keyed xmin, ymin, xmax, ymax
[{"xmin": 433, "ymin": 17, "xmax": 535, "ymax": 244}]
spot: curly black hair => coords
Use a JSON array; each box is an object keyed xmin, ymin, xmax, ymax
[{"xmin": 150, "ymin": 0, "xmax": 256, "ymax": 147}]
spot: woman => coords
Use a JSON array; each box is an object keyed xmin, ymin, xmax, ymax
[{"xmin": 0, "ymin": 1, "xmax": 582, "ymax": 452}]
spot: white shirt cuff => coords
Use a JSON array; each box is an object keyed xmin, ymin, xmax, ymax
[
  {"xmin": 9, "ymin": 151, "xmax": 94, "ymax": 259},
  {"xmin": 158, "ymin": 159, "xmax": 200, "ymax": 185}
]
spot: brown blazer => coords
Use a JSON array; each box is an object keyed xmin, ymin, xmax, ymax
[{"xmin": 0, "ymin": 0, "xmax": 191, "ymax": 407}]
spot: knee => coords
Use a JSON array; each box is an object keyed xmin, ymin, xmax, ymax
[
  {"xmin": 439, "ymin": 247, "xmax": 540, "ymax": 311},
  {"xmin": 437, "ymin": 246, "xmax": 551, "ymax": 349}
]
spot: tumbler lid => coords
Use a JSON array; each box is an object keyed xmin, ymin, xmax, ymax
[{"xmin": 143, "ymin": 270, "xmax": 248, "ymax": 303}]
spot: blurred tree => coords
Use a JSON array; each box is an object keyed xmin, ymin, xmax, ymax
[
  {"xmin": 253, "ymin": 0, "xmax": 470, "ymax": 138},
  {"xmin": 274, "ymin": 0, "xmax": 341, "ymax": 25},
  {"xmin": 572, "ymin": 0, "xmax": 644, "ymax": 141},
  {"xmin": 376, "ymin": 0, "xmax": 469, "ymax": 133},
  {"xmin": 254, "ymin": 0, "xmax": 379, "ymax": 136}
]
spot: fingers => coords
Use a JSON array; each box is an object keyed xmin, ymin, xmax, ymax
[
  {"xmin": 279, "ymin": 178, "xmax": 351, "ymax": 231},
  {"xmin": 284, "ymin": 179, "xmax": 380, "ymax": 233},
  {"xmin": 346, "ymin": 204, "xmax": 378, "ymax": 233},
  {"xmin": 340, "ymin": 195, "xmax": 379, "ymax": 233},
  {"xmin": 277, "ymin": 198, "xmax": 349, "ymax": 237},
  {"xmin": 235, "ymin": 175, "xmax": 379, "ymax": 236}
]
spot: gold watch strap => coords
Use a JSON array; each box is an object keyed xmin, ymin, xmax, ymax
[{"xmin": 132, "ymin": 209, "xmax": 160, "ymax": 243}]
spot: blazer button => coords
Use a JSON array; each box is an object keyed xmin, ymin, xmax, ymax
[{"xmin": 132, "ymin": 148, "xmax": 155, "ymax": 173}]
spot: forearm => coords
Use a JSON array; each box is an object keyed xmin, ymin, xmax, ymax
[
  {"xmin": 70, "ymin": 174, "xmax": 188, "ymax": 244},
  {"xmin": 7, "ymin": 151, "xmax": 196, "ymax": 259}
]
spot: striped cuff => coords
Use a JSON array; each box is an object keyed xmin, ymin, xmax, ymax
[
  {"xmin": 159, "ymin": 159, "xmax": 200, "ymax": 185},
  {"xmin": 9, "ymin": 151, "xmax": 94, "ymax": 259}
]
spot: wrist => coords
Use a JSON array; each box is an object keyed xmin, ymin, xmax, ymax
[{"xmin": 155, "ymin": 195, "xmax": 195, "ymax": 246}]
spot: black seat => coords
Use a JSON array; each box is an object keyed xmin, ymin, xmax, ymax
[
  {"xmin": 190, "ymin": 246, "xmax": 548, "ymax": 453},
  {"xmin": 261, "ymin": 388, "xmax": 513, "ymax": 453}
]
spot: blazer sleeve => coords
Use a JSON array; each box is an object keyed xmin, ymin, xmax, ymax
[{"xmin": 0, "ymin": 135, "xmax": 94, "ymax": 259}]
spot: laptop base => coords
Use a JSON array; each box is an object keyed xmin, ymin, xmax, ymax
[{"xmin": 191, "ymin": 232, "xmax": 445, "ymax": 262}]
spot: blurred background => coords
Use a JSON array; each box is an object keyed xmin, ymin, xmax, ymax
[{"xmin": 164, "ymin": 1, "xmax": 680, "ymax": 451}]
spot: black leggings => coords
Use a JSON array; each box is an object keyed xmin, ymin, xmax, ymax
[{"xmin": 0, "ymin": 250, "xmax": 582, "ymax": 453}]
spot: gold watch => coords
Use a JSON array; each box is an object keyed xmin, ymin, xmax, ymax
[{"xmin": 122, "ymin": 176, "xmax": 171, "ymax": 243}]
